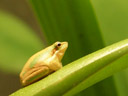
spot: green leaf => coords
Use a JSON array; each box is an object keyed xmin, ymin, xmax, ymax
[
  {"xmin": 29, "ymin": 0, "xmax": 123, "ymax": 96},
  {"xmin": 91, "ymin": 1, "xmax": 128, "ymax": 96},
  {"xmin": 29, "ymin": 0, "xmax": 104, "ymax": 65},
  {"xmin": 10, "ymin": 39, "xmax": 128, "ymax": 96},
  {"xmin": 0, "ymin": 11, "xmax": 43, "ymax": 74}
]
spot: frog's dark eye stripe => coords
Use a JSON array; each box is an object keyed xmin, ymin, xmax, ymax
[{"xmin": 54, "ymin": 43, "xmax": 61, "ymax": 50}]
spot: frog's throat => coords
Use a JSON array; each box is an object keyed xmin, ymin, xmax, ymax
[{"xmin": 54, "ymin": 50, "xmax": 65, "ymax": 61}]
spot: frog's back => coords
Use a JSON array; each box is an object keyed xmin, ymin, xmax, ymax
[{"xmin": 20, "ymin": 46, "xmax": 53, "ymax": 78}]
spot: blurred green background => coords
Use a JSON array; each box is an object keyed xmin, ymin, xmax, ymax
[
  {"xmin": 0, "ymin": 0, "xmax": 44, "ymax": 95},
  {"xmin": 1, "ymin": 0, "xmax": 128, "ymax": 96}
]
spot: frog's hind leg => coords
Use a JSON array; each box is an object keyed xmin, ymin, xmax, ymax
[{"xmin": 21, "ymin": 65, "xmax": 50, "ymax": 86}]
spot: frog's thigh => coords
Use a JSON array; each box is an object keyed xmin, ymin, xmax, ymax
[{"xmin": 22, "ymin": 66, "xmax": 49, "ymax": 86}]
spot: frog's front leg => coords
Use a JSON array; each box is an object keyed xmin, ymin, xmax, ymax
[
  {"xmin": 49, "ymin": 60, "xmax": 62, "ymax": 71},
  {"xmin": 21, "ymin": 65, "xmax": 50, "ymax": 86}
]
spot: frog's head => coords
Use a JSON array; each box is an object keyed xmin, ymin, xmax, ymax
[{"xmin": 53, "ymin": 41, "xmax": 68, "ymax": 61}]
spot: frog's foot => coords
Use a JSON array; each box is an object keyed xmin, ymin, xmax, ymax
[{"xmin": 21, "ymin": 65, "xmax": 50, "ymax": 86}]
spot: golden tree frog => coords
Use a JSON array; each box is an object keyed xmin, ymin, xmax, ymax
[{"xmin": 20, "ymin": 41, "xmax": 68, "ymax": 86}]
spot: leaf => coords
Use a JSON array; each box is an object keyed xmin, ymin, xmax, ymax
[
  {"xmin": 0, "ymin": 11, "xmax": 43, "ymax": 74},
  {"xmin": 91, "ymin": 1, "xmax": 128, "ymax": 96},
  {"xmin": 29, "ymin": 0, "xmax": 128, "ymax": 96},
  {"xmin": 29, "ymin": 0, "xmax": 104, "ymax": 64},
  {"xmin": 29, "ymin": 0, "xmax": 119, "ymax": 96},
  {"xmin": 10, "ymin": 39, "xmax": 128, "ymax": 96}
]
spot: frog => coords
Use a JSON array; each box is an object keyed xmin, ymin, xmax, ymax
[{"xmin": 20, "ymin": 41, "xmax": 68, "ymax": 86}]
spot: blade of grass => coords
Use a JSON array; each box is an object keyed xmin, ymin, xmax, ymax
[
  {"xmin": 29, "ymin": 0, "xmax": 104, "ymax": 65},
  {"xmin": 10, "ymin": 39, "xmax": 128, "ymax": 96}
]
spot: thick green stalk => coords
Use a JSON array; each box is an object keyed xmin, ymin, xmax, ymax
[{"xmin": 11, "ymin": 39, "xmax": 128, "ymax": 96}]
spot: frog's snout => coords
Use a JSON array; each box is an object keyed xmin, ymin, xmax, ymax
[{"xmin": 61, "ymin": 42, "xmax": 68, "ymax": 49}]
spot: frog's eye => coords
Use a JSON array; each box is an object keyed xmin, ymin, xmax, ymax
[
  {"xmin": 55, "ymin": 42, "xmax": 61, "ymax": 50},
  {"xmin": 57, "ymin": 43, "xmax": 61, "ymax": 47}
]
